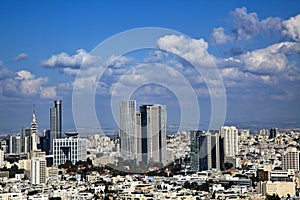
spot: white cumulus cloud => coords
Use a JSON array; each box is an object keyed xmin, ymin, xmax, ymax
[
  {"xmin": 157, "ymin": 35, "xmax": 213, "ymax": 67},
  {"xmin": 211, "ymin": 27, "xmax": 234, "ymax": 44},
  {"xmin": 41, "ymin": 49, "xmax": 99, "ymax": 69},
  {"xmin": 282, "ymin": 14, "xmax": 300, "ymax": 42}
]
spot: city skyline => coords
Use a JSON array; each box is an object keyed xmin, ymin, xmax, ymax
[{"xmin": 0, "ymin": 1, "xmax": 300, "ymax": 132}]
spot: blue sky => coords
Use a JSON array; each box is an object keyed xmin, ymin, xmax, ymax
[{"xmin": 0, "ymin": 1, "xmax": 300, "ymax": 133}]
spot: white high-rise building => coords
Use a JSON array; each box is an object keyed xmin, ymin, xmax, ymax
[
  {"xmin": 282, "ymin": 146, "xmax": 300, "ymax": 171},
  {"xmin": 120, "ymin": 100, "xmax": 140, "ymax": 161},
  {"xmin": 140, "ymin": 104, "xmax": 167, "ymax": 165},
  {"xmin": 0, "ymin": 149, "xmax": 4, "ymax": 167},
  {"xmin": 30, "ymin": 151, "xmax": 46, "ymax": 185},
  {"xmin": 53, "ymin": 132, "xmax": 87, "ymax": 166},
  {"xmin": 221, "ymin": 126, "xmax": 238, "ymax": 157}
]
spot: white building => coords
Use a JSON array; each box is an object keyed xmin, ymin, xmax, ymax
[
  {"xmin": 282, "ymin": 146, "xmax": 300, "ymax": 171},
  {"xmin": 53, "ymin": 132, "xmax": 87, "ymax": 166},
  {"xmin": 0, "ymin": 149, "xmax": 4, "ymax": 167},
  {"xmin": 120, "ymin": 100, "xmax": 140, "ymax": 162},
  {"xmin": 221, "ymin": 126, "xmax": 238, "ymax": 157},
  {"xmin": 31, "ymin": 151, "xmax": 46, "ymax": 184}
]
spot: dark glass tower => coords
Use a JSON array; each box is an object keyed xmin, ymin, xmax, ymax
[
  {"xmin": 50, "ymin": 100, "xmax": 62, "ymax": 154},
  {"xmin": 140, "ymin": 104, "xmax": 166, "ymax": 165},
  {"xmin": 190, "ymin": 130, "xmax": 224, "ymax": 172}
]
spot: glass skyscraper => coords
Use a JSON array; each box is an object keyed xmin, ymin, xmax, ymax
[
  {"xmin": 50, "ymin": 100, "xmax": 62, "ymax": 154},
  {"xmin": 120, "ymin": 100, "xmax": 138, "ymax": 161},
  {"xmin": 190, "ymin": 130, "xmax": 224, "ymax": 171},
  {"xmin": 119, "ymin": 101, "xmax": 167, "ymax": 166},
  {"xmin": 140, "ymin": 104, "xmax": 166, "ymax": 165}
]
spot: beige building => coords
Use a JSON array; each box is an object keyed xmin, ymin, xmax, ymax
[
  {"xmin": 282, "ymin": 146, "xmax": 300, "ymax": 171},
  {"xmin": 258, "ymin": 181, "xmax": 296, "ymax": 197}
]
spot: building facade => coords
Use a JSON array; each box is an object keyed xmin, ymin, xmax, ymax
[
  {"xmin": 282, "ymin": 146, "xmax": 300, "ymax": 171},
  {"xmin": 30, "ymin": 151, "xmax": 46, "ymax": 185},
  {"xmin": 140, "ymin": 104, "xmax": 166, "ymax": 165},
  {"xmin": 9, "ymin": 135, "xmax": 21, "ymax": 154},
  {"xmin": 20, "ymin": 127, "xmax": 31, "ymax": 153},
  {"xmin": 190, "ymin": 130, "xmax": 224, "ymax": 171},
  {"xmin": 120, "ymin": 100, "xmax": 139, "ymax": 162},
  {"xmin": 50, "ymin": 100, "xmax": 62, "ymax": 154},
  {"xmin": 53, "ymin": 133, "xmax": 87, "ymax": 166},
  {"xmin": 31, "ymin": 106, "xmax": 38, "ymax": 151},
  {"xmin": 39, "ymin": 130, "xmax": 51, "ymax": 155},
  {"xmin": 258, "ymin": 181, "xmax": 296, "ymax": 197},
  {"xmin": 119, "ymin": 101, "xmax": 167, "ymax": 166},
  {"xmin": 220, "ymin": 126, "xmax": 238, "ymax": 157},
  {"xmin": 269, "ymin": 128, "xmax": 278, "ymax": 139}
]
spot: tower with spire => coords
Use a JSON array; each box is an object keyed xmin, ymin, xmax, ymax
[{"xmin": 31, "ymin": 104, "xmax": 38, "ymax": 151}]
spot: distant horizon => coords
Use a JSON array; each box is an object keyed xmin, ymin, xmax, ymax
[{"xmin": 1, "ymin": 119, "xmax": 299, "ymax": 136}]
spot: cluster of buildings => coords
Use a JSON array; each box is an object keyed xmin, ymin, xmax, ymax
[
  {"xmin": 0, "ymin": 99, "xmax": 299, "ymax": 199},
  {"xmin": 0, "ymin": 100, "xmax": 87, "ymax": 185},
  {"xmin": 119, "ymin": 100, "xmax": 167, "ymax": 167}
]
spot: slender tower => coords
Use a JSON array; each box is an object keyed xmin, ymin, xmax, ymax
[
  {"xmin": 31, "ymin": 104, "xmax": 38, "ymax": 151},
  {"xmin": 50, "ymin": 100, "xmax": 62, "ymax": 154}
]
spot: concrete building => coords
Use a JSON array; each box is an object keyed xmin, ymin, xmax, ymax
[
  {"xmin": 0, "ymin": 149, "xmax": 4, "ymax": 167},
  {"xmin": 53, "ymin": 132, "xmax": 87, "ymax": 166},
  {"xmin": 258, "ymin": 181, "xmax": 296, "ymax": 197},
  {"xmin": 282, "ymin": 146, "xmax": 300, "ymax": 171},
  {"xmin": 30, "ymin": 151, "xmax": 46, "ymax": 185},
  {"xmin": 221, "ymin": 126, "xmax": 238, "ymax": 157}
]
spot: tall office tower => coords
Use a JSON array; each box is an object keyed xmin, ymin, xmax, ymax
[
  {"xmin": 140, "ymin": 104, "xmax": 167, "ymax": 165},
  {"xmin": 20, "ymin": 127, "xmax": 31, "ymax": 153},
  {"xmin": 269, "ymin": 128, "xmax": 278, "ymax": 139},
  {"xmin": 0, "ymin": 149, "xmax": 4, "ymax": 167},
  {"xmin": 136, "ymin": 112, "xmax": 142, "ymax": 164},
  {"xmin": 50, "ymin": 100, "xmax": 62, "ymax": 154},
  {"xmin": 30, "ymin": 151, "xmax": 46, "ymax": 184},
  {"xmin": 31, "ymin": 105, "xmax": 38, "ymax": 151},
  {"xmin": 221, "ymin": 126, "xmax": 238, "ymax": 157},
  {"xmin": 282, "ymin": 146, "xmax": 300, "ymax": 171},
  {"xmin": 190, "ymin": 130, "xmax": 202, "ymax": 171},
  {"xmin": 190, "ymin": 130, "xmax": 224, "ymax": 171},
  {"xmin": 39, "ymin": 130, "xmax": 51, "ymax": 155},
  {"xmin": 120, "ymin": 100, "xmax": 138, "ymax": 161},
  {"xmin": 53, "ymin": 132, "xmax": 87, "ymax": 166},
  {"xmin": 9, "ymin": 135, "xmax": 21, "ymax": 154}
]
